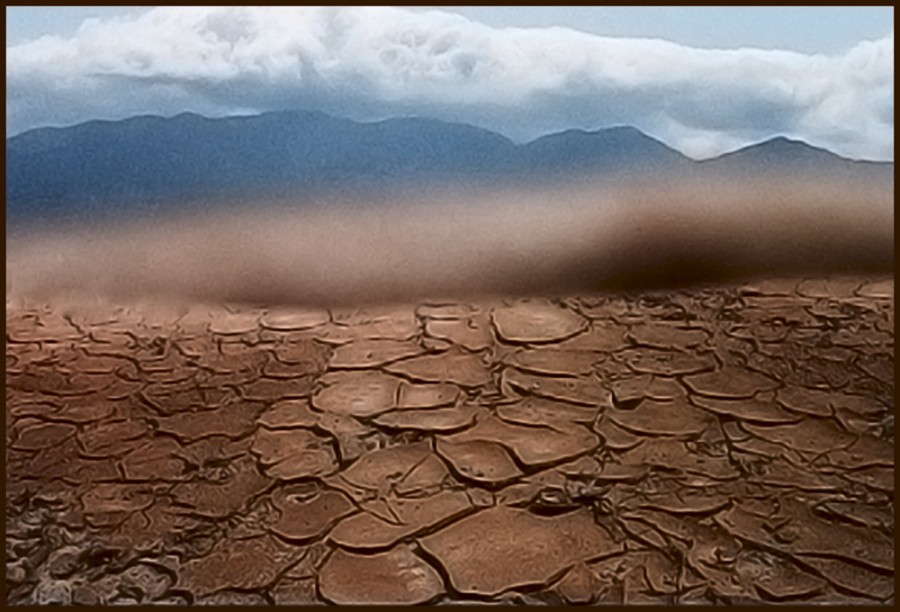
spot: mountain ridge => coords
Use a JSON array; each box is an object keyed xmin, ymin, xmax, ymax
[
  {"xmin": 7, "ymin": 110, "xmax": 892, "ymax": 226},
  {"xmin": 8, "ymin": 113, "xmax": 890, "ymax": 163}
]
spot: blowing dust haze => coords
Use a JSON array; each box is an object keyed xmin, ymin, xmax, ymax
[{"xmin": 6, "ymin": 176, "xmax": 893, "ymax": 311}]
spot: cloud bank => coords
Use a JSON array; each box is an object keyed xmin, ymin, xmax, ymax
[{"xmin": 6, "ymin": 6, "xmax": 894, "ymax": 160}]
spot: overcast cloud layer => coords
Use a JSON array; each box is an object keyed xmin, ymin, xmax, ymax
[{"xmin": 6, "ymin": 6, "xmax": 894, "ymax": 160}]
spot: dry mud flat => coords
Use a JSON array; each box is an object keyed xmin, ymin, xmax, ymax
[{"xmin": 5, "ymin": 276, "xmax": 894, "ymax": 605}]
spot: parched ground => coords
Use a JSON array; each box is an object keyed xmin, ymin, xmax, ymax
[{"xmin": 5, "ymin": 276, "xmax": 894, "ymax": 605}]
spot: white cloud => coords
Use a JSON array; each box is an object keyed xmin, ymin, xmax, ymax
[{"xmin": 6, "ymin": 6, "xmax": 894, "ymax": 160}]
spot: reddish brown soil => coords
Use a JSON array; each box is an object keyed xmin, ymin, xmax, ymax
[{"xmin": 5, "ymin": 276, "xmax": 894, "ymax": 604}]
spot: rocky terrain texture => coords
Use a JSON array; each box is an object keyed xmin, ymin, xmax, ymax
[{"xmin": 5, "ymin": 276, "xmax": 894, "ymax": 604}]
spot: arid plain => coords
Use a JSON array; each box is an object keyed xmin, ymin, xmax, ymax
[
  {"xmin": 6, "ymin": 175, "xmax": 895, "ymax": 605},
  {"xmin": 6, "ymin": 272, "xmax": 893, "ymax": 604}
]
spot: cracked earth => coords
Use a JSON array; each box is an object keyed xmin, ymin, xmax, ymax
[{"xmin": 5, "ymin": 276, "xmax": 894, "ymax": 604}]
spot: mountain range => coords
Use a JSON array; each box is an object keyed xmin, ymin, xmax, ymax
[{"xmin": 6, "ymin": 110, "xmax": 893, "ymax": 225}]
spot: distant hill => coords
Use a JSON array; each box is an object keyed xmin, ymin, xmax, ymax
[
  {"xmin": 6, "ymin": 111, "xmax": 520, "ymax": 223},
  {"xmin": 6, "ymin": 111, "xmax": 893, "ymax": 225},
  {"xmin": 519, "ymin": 126, "xmax": 688, "ymax": 176},
  {"xmin": 701, "ymin": 136, "xmax": 892, "ymax": 180}
]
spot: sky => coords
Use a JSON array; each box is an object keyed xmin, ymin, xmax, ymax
[
  {"xmin": 7, "ymin": 6, "xmax": 893, "ymax": 54},
  {"xmin": 6, "ymin": 6, "xmax": 895, "ymax": 160}
]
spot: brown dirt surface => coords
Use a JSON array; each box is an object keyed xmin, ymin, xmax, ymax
[{"xmin": 5, "ymin": 275, "xmax": 894, "ymax": 604}]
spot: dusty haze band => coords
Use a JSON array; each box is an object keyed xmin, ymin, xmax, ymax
[{"xmin": 8, "ymin": 176, "xmax": 893, "ymax": 309}]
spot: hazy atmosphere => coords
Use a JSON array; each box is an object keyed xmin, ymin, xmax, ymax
[{"xmin": 6, "ymin": 176, "xmax": 894, "ymax": 309}]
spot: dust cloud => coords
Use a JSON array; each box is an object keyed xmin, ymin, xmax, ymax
[{"xmin": 6, "ymin": 176, "xmax": 893, "ymax": 310}]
